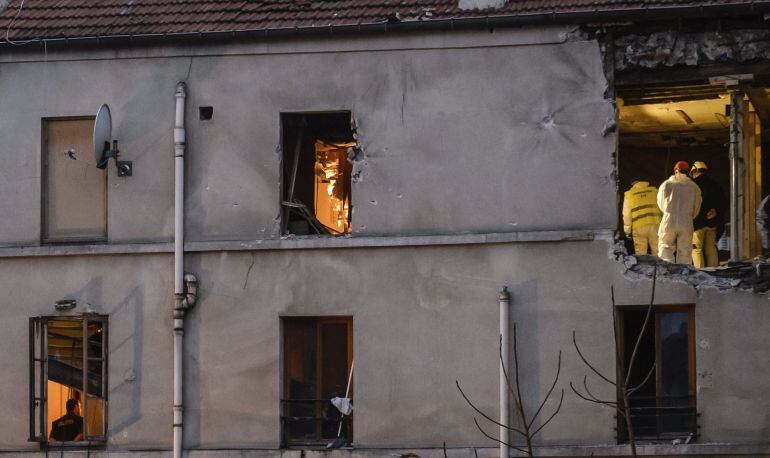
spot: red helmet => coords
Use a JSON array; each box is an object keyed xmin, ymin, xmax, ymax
[{"xmin": 674, "ymin": 161, "xmax": 690, "ymax": 173}]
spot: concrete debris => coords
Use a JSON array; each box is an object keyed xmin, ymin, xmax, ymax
[
  {"xmin": 560, "ymin": 26, "xmax": 590, "ymax": 43},
  {"xmin": 402, "ymin": 7, "xmax": 435, "ymax": 21},
  {"xmin": 602, "ymin": 117, "xmax": 617, "ymax": 137},
  {"xmin": 615, "ymin": 29, "xmax": 770, "ymax": 71},
  {"xmin": 348, "ymin": 146, "xmax": 365, "ymax": 183},
  {"xmin": 458, "ymin": 0, "xmax": 507, "ymax": 11},
  {"xmin": 621, "ymin": 252, "xmax": 770, "ymax": 294}
]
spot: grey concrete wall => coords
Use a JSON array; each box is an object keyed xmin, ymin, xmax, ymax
[
  {"xmin": 0, "ymin": 240, "xmax": 769, "ymax": 452},
  {"xmin": 0, "ymin": 254, "xmax": 173, "ymax": 451},
  {"xmin": 0, "ymin": 27, "xmax": 616, "ymax": 247},
  {"xmin": 0, "ymin": 24, "xmax": 766, "ymax": 457},
  {"xmin": 0, "ymin": 241, "xmax": 619, "ymax": 452},
  {"xmin": 613, "ymin": 268, "xmax": 770, "ymax": 444}
]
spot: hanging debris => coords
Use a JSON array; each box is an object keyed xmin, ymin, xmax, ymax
[{"xmin": 615, "ymin": 29, "xmax": 770, "ymax": 72}]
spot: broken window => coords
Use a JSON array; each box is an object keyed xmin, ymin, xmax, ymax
[
  {"xmin": 281, "ymin": 317, "xmax": 353, "ymax": 447},
  {"xmin": 42, "ymin": 118, "xmax": 107, "ymax": 243},
  {"xmin": 618, "ymin": 306, "xmax": 696, "ymax": 442},
  {"xmin": 280, "ymin": 113, "xmax": 355, "ymax": 236},
  {"xmin": 29, "ymin": 315, "xmax": 108, "ymax": 443},
  {"xmin": 617, "ymin": 81, "xmax": 768, "ymax": 264}
]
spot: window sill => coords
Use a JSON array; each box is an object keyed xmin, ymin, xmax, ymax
[
  {"xmin": 43, "ymin": 440, "xmax": 106, "ymax": 450},
  {"xmin": 0, "ymin": 229, "xmax": 604, "ymax": 258}
]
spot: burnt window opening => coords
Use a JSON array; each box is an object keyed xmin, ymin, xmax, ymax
[
  {"xmin": 29, "ymin": 315, "xmax": 108, "ymax": 444},
  {"xmin": 281, "ymin": 317, "xmax": 353, "ymax": 447},
  {"xmin": 280, "ymin": 113, "xmax": 355, "ymax": 236},
  {"xmin": 618, "ymin": 306, "xmax": 697, "ymax": 443},
  {"xmin": 42, "ymin": 118, "xmax": 107, "ymax": 244},
  {"xmin": 617, "ymin": 82, "xmax": 768, "ymax": 266}
]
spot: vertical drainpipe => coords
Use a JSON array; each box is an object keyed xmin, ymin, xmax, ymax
[
  {"xmin": 173, "ymin": 82, "xmax": 187, "ymax": 458},
  {"xmin": 729, "ymin": 90, "xmax": 744, "ymax": 261},
  {"xmin": 499, "ymin": 287, "xmax": 511, "ymax": 458}
]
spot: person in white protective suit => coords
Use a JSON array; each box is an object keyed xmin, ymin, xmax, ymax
[{"xmin": 657, "ymin": 161, "xmax": 702, "ymax": 265}]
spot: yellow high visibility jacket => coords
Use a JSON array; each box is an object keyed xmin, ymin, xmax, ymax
[{"xmin": 623, "ymin": 181, "xmax": 662, "ymax": 235}]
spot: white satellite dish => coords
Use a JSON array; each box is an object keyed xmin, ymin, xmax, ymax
[{"xmin": 93, "ymin": 104, "xmax": 132, "ymax": 176}]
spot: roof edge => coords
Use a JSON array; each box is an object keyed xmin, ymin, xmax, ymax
[{"xmin": 2, "ymin": 3, "xmax": 770, "ymax": 50}]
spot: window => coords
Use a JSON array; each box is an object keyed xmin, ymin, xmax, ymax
[
  {"xmin": 618, "ymin": 306, "xmax": 696, "ymax": 441},
  {"xmin": 617, "ymin": 83, "xmax": 767, "ymax": 263},
  {"xmin": 29, "ymin": 315, "xmax": 108, "ymax": 443},
  {"xmin": 281, "ymin": 317, "xmax": 353, "ymax": 447},
  {"xmin": 42, "ymin": 118, "xmax": 107, "ymax": 243},
  {"xmin": 280, "ymin": 113, "xmax": 356, "ymax": 236}
]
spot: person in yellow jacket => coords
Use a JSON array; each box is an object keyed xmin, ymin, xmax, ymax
[
  {"xmin": 623, "ymin": 180, "xmax": 662, "ymax": 255},
  {"xmin": 657, "ymin": 161, "xmax": 702, "ymax": 265}
]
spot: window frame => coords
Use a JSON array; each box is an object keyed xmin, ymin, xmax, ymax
[
  {"xmin": 279, "ymin": 111, "xmax": 355, "ymax": 237},
  {"xmin": 617, "ymin": 305, "xmax": 697, "ymax": 442},
  {"xmin": 616, "ymin": 84, "xmax": 766, "ymax": 264},
  {"xmin": 29, "ymin": 314, "xmax": 109, "ymax": 444},
  {"xmin": 41, "ymin": 116, "xmax": 108, "ymax": 245},
  {"xmin": 280, "ymin": 316, "xmax": 354, "ymax": 447}
]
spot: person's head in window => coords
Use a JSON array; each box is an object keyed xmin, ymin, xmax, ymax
[{"xmin": 49, "ymin": 399, "xmax": 84, "ymax": 442}]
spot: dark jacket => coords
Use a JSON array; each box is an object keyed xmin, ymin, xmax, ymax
[{"xmin": 693, "ymin": 173, "xmax": 724, "ymax": 230}]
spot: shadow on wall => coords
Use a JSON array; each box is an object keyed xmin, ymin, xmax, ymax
[
  {"xmin": 108, "ymin": 286, "xmax": 145, "ymax": 436},
  {"xmin": 183, "ymin": 254, "xmax": 206, "ymax": 447}
]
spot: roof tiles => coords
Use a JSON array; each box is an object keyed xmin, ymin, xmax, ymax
[{"xmin": 0, "ymin": 0, "xmax": 765, "ymax": 41}]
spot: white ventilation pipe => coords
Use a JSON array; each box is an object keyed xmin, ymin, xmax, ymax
[
  {"xmin": 499, "ymin": 286, "xmax": 511, "ymax": 458},
  {"xmin": 173, "ymin": 81, "xmax": 197, "ymax": 458}
]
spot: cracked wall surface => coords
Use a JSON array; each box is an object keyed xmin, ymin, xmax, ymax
[{"xmin": 0, "ymin": 27, "xmax": 615, "ymax": 245}]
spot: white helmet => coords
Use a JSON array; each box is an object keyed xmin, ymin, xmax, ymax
[{"xmin": 693, "ymin": 161, "xmax": 708, "ymax": 170}]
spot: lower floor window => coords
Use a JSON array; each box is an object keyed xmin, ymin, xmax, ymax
[
  {"xmin": 281, "ymin": 316, "xmax": 353, "ymax": 447},
  {"xmin": 29, "ymin": 315, "xmax": 108, "ymax": 443},
  {"xmin": 619, "ymin": 306, "xmax": 697, "ymax": 441}
]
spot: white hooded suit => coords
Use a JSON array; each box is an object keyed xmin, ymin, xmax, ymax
[{"xmin": 657, "ymin": 172, "xmax": 702, "ymax": 265}]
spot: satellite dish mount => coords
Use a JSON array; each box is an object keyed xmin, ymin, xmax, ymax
[{"xmin": 94, "ymin": 104, "xmax": 132, "ymax": 176}]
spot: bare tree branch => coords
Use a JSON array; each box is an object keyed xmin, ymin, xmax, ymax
[
  {"xmin": 569, "ymin": 381, "xmax": 617, "ymax": 408},
  {"xmin": 627, "ymin": 361, "xmax": 656, "ymax": 397},
  {"xmin": 611, "ymin": 286, "xmax": 624, "ymax": 376},
  {"xmin": 527, "ymin": 350, "xmax": 562, "ymax": 429},
  {"xmin": 456, "ymin": 380, "xmax": 527, "ymax": 436},
  {"xmin": 572, "ymin": 331, "xmax": 616, "ymax": 386},
  {"xmin": 511, "ymin": 323, "xmax": 534, "ymax": 452},
  {"xmin": 472, "ymin": 417, "xmax": 529, "ymax": 454},
  {"xmin": 500, "ymin": 336, "xmax": 523, "ymax": 413},
  {"xmin": 581, "ymin": 374, "xmax": 616, "ymax": 406},
  {"xmin": 624, "ymin": 266, "xmax": 657, "ymax": 388},
  {"xmin": 529, "ymin": 389, "xmax": 564, "ymax": 438}
]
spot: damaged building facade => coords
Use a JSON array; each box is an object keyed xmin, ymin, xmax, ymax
[{"xmin": 1, "ymin": 0, "xmax": 770, "ymax": 456}]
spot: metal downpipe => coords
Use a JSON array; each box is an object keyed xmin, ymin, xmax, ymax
[
  {"xmin": 173, "ymin": 81, "xmax": 187, "ymax": 458},
  {"xmin": 499, "ymin": 287, "xmax": 511, "ymax": 458}
]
